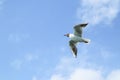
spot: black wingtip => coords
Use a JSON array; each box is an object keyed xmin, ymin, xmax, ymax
[
  {"xmin": 72, "ymin": 48, "xmax": 77, "ymax": 58},
  {"xmin": 80, "ymin": 23, "xmax": 88, "ymax": 27}
]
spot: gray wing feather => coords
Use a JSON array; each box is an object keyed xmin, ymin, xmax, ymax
[
  {"xmin": 74, "ymin": 23, "xmax": 88, "ymax": 37},
  {"xmin": 69, "ymin": 40, "xmax": 77, "ymax": 58}
]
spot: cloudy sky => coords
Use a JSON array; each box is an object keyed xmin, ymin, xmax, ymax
[{"xmin": 0, "ymin": 0, "xmax": 120, "ymax": 80}]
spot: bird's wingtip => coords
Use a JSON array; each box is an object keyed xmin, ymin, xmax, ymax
[
  {"xmin": 86, "ymin": 39, "xmax": 91, "ymax": 44},
  {"xmin": 72, "ymin": 52, "xmax": 77, "ymax": 58}
]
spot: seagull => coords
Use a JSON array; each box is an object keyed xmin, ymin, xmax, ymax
[{"xmin": 64, "ymin": 23, "xmax": 90, "ymax": 58}]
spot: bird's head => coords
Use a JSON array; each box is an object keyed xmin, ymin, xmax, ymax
[{"xmin": 64, "ymin": 33, "xmax": 70, "ymax": 37}]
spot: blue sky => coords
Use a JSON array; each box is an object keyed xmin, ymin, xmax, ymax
[{"xmin": 0, "ymin": 0, "xmax": 120, "ymax": 80}]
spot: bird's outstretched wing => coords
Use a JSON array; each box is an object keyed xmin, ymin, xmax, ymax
[
  {"xmin": 74, "ymin": 23, "xmax": 88, "ymax": 37},
  {"xmin": 69, "ymin": 40, "xmax": 77, "ymax": 58}
]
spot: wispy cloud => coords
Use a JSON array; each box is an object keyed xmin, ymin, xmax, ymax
[
  {"xmin": 24, "ymin": 53, "xmax": 39, "ymax": 62},
  {"xmin": 100, "ymin": 48, "xmax": 112, "ymax": 60},
  {"xmin": 0, "ymin": 0, "xmax": 5, "ymax": 10},
  {"xmin": 10, "ymin": 53, "xmax": 39, "ymax": 70},
  {"xmin": 0, "ymin": 1, "xmax": 3, "ymax": 5},
  {"xmin": 8, "ymin": 33, "xmax": 29, "ymax": 43},
  {"xmin": 32, "ymin": 76, "xmax": 38, "ymax": 80},
  {"xmin": 76, "ymin": 0, "xmax": 120, "ymax": 25},
  {"xmin": 10, "ymin": 59, "xmax": 23, "ymax": 70}
]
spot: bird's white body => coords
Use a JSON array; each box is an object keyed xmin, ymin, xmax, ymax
[{"xmin": 69, "ymin": 34, "xmax": 90, "ymax": 43}]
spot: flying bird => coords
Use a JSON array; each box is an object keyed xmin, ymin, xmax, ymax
[{"xmin": 64, "ymin": 23, "xmax": 90, "ymax": 58}]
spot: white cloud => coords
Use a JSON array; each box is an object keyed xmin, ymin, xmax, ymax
[
  {"xmin": 50, "ymin": 57, "xmax": 120, "ymax": 80},
  {"xmin": 69, "ymin": 69, "xmax": 103, "ymax": 80},
  {"xmin": 106, "ymin": 70, "xmax": 120, "ymax": 80},
  {"xmin": 51, "ymin": 74, "xmax": 65, "ymax": 80},
  {"xmin": 76, "ymin": 0, "xmax": 120, "ymax": 25},
  {"xmin": 51, "ymin": 68, "xmax": 120, "ymax": 80}
]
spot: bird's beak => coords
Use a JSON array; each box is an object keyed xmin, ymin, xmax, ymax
[
  {"xmin": 64, "ymin": 34, "xmax": 67, "ymax": 36},
  {"xmin": 64, "ymin": 34, "xmax": 69, "ymax": 37}
]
